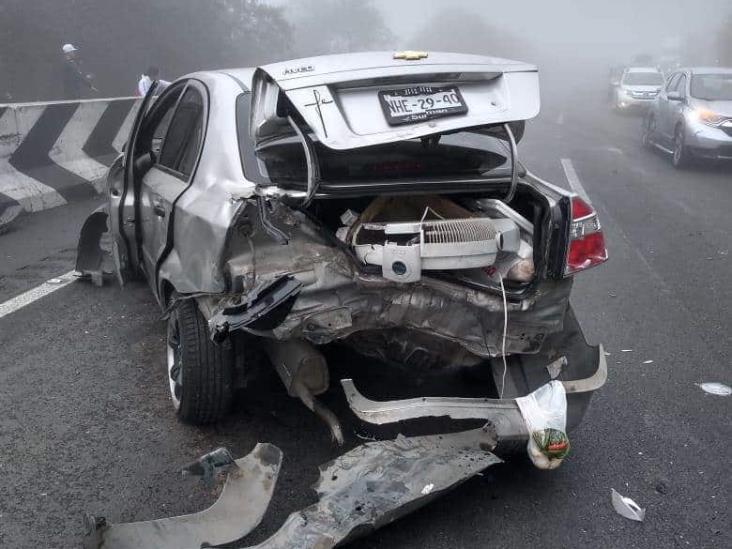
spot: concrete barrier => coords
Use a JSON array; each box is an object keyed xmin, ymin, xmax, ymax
[{"xmin": 0, "ymin": 97, "xmax": 140, "ymax": 230}]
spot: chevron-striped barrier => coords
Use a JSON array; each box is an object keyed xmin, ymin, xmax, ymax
[{"xmin": 0, "ymin": 97, "xmax": 140, "ymax": 230}]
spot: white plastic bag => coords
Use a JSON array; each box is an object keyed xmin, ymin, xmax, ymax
[{"xmin": 516, "ymin": 380, "xmax": 570, "ymax": 470}]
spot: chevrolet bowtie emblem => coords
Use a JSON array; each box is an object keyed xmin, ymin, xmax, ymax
[{"xmin": 393, "ymin": 50, "xmax": 428, "ymax": 61}]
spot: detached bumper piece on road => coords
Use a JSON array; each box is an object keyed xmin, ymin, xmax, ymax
[
  {"xmin": 83, "ymin": 427, "xmax": 501, "ymax": 549},
  {"xmin": 82, "ymin": 443, "xmax": 282, "ymax": 549},
  {"xmin": 341, "ymin": 345, "xmax": 607, "ymax": 445}
]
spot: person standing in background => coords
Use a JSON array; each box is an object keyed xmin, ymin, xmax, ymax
[
  {"xmin": 137, "ymin": 66, "xmax": 170, "ymax": 96},
  {"xmin": 61, "ymin": 43, "xmax": 98, "ymax": 99}
]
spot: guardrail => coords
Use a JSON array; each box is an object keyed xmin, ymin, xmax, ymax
[{"xmin": 0, "ymin": 97, "xmax": 140, "ymax": 229}]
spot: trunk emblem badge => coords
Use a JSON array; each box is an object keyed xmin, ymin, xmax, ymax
[{"xmin": 393, "ymin": 50, "xmax": 428, "ymax": 61}]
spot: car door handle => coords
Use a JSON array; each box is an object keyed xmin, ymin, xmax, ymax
[{"xmin": 152, "ymin": 203, "xmax": 166, "ymax": 217}]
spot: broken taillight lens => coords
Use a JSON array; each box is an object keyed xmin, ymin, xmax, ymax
[{"xmin": 565, "ymin": 196, "xmax": 608, "ymax": 275}]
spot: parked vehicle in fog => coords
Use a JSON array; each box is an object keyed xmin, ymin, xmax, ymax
[
  {"xmin": 643, "ymin": 67, "xmax": 732, "ymax": 168},
  {"xmin": 612, "ymin": 67, "xmax": 664, "ymax": 111}
]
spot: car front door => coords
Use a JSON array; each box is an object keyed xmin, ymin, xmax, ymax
[
  {"xmin": 137, "ymin": 82, "xmax": 206, "ymax": 296},
  {"xmin": 657, "ymin": 72, "xmax": 679, "ymax": 143},
  {"xmin": 668, "ymin": 73, "xmax": 688, "ymax": 137}
]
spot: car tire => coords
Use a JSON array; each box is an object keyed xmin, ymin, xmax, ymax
[
  {"xmin": 167, "ymin": 299, "xmax": 233, "ymax": 424},
  {"xmin": 672, "ymin": 125, "xmax": 691, "ymax": 169},
  {"xmin": 642, "ymin": 115, "xmax": 656, "ymax": 149}
]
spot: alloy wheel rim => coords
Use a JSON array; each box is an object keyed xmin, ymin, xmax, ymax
[
  {"xmin": 167, "ymin": 316, "xmax": 182, "ymax": 409},
  {"xmin": 644, "ymin": 119, "xmax": 654, "ymax": 146},
  {"xmin": 674, "ymin": 131, "xmax": 683, "ymax": 164}
]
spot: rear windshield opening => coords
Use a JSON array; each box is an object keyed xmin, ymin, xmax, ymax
[{"xmin": 252, "ymin": 130, "xmax": 512, "ymax": 187}]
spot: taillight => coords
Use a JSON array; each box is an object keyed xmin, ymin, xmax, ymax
[{"xmin": 565, "ymin": 196, "xmax": 608, "ymax": 275}]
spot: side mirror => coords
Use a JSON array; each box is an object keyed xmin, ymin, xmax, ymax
[{"xmin": 667, "ymin": 91, "xmax": 683, "ymax": 102}]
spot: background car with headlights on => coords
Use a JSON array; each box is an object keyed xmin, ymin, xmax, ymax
[
  {"xmin": 642, "ymin": 67, "xmax": 732, "ymax": 168},
  {"xmin": 612, "ymin": 66, "xmax": 664, "ymax": 112}
]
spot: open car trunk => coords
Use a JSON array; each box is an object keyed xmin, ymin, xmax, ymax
[{"xmin": 212, "ymin": 52, "xmax": 567, "ymax": 366}]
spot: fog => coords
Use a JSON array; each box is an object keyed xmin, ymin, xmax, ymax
[
  {"xmin": 374, "ymin": 0, "xmax": 728, "ymax": 60},
  {"xmin": 1, "ymin": 0, "xmax": 730, "ymax": 102}
]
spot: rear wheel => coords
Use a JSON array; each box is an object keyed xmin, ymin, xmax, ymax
[
  {"xmin": 672, "ymin": 125, "xmax": 691, "ymax": 169},
  {"xmin": 167, "ymin": 299, "xmax": 233, "ymax": 424}
]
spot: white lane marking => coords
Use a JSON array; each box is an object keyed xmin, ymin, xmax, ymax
[
  {"xmin": 557, "ymin": 111, "xmax": 565, "ymax": 125},
  {"xmin": 0, "ymin": 270, "xmax": 77, "ymax": 319},
  {"xmin": 560, "ymin": 158, "xmax": 592, "ymax": 204},
  {"xmin": 49, "ymin": 101, "xmax": 109, "ymax": 193},
  {"xmin": 0, "ymin": 108, "xmax": 67, "ymax": 212}
]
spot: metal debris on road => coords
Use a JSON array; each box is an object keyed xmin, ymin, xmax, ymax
[
  {"xmin": 82, "ymin": 443, "xmax": 282, "ymax": 549},
  {"xmin": 696, "ymin": 382, "xmax": 731, "ymax": 396},
  {"xmin": 180, "ymin": 446, "xmax": 236, "ymax": 487},
  {"xmin": 611, "ymin": 489, "xmax": 646, "ymax": 522},
  {"xmin": 243, "ymin": 426, "xmax": 501, "ymax": 548}
]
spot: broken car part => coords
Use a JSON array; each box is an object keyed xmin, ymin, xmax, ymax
[
  {"xmin": 696, "ymin": 382, "xmax": 731, "ymax": 396},
  {"xmin": 82, "ymin": 443, "xmax": 282, "ymax": 549},
  {"xmin": 208, "ymin": 275, "xmax": 303, "ymax": 339},
  {"xmin": 341, "ymin": 345, "xmax": 607, "ymax": 447},
  {"xmin": 611, "ymin": 488, "xmax": 646, "ymax": 522},
  {"xmin": 181, "ymin": 446, "xmax": 236, "ymax": 487},
  {"xmin": 263, "ymin": 338, "xmax": 344, "ymax": 444},
  {"xmin": 243, "ymin": 426, "xmax": 501, "ymax": 548},
  {"xmin": 349, "ymin": 195, "xmax": 521, "ymax": 283}
]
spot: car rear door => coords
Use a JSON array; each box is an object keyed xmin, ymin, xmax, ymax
[
  {"xmin": 114, "ymin": 81, "xmax": 160, "ymax": 276},
  {"xmin": 138, "ymin": 81, "xmax": 206, "ymax": 293}
]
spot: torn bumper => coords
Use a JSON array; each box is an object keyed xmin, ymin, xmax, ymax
[
  {"xmin": 341, "ymin": 344, "xmax": 607, "ymax": 445},
  {"xmin": 83, "ymin": 429, "xmax": 501, "ymax": 549},
  {"xmin": 83, "ymin": 443, "xmax": 282, "ymax": 549}
]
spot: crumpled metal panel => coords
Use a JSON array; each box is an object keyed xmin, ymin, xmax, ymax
[
  {"xmin": 244, "ymin": 427, "xmax": 501, "ymax": 549},
  {"xmin": 209, "ymin": 202, "xmax": 570, "ymax": 358},
  {"xmin": 82, "ymin": 443, "xmax": 282, "ymax": 549}
]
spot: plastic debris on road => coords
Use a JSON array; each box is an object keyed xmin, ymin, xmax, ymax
[
  {"xmin": 696, "ymin": 382, "xmax": 731, "ymax": 396},
  {"xmin": 611, "ymin": 489, "xmax": 646, "ymax": 522},
  {"xmin": 516, "ymin": 380, "xmax": 570, "ymax": 470}
]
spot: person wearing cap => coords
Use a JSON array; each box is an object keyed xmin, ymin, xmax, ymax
[
  {"xmin": 137, "ymin": 66, "xmax": 170, "ymax": 96},
  {"xmin": 62, "ymin": 43, "xmax": 98, "ymax": 99}
]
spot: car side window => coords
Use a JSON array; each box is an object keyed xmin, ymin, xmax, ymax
[
  {"xmin": 145, "ymin": 84, "xmax": 185, "ymax": 156},
  {"xmin": 158, "ymin": 87, "xmax": 204, "ymax": 179},
  {"xmin": 665, "ymin": 73, "xmax": 680, "ymax": 92},
  {"xmin": 675, "ymin": 74, "xmax": 687, "ymax": 97}
]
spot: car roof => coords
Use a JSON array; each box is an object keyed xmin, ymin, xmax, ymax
[{"xmin": 684, "ymin": 67, "xmax": 732, "ymax": 75}]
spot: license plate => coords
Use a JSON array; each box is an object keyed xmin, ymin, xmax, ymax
[{"xmin": 378, "ymin": 86, "xmax": 468, "ymax": 126}]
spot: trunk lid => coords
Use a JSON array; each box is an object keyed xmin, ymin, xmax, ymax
[{"xmin": 249, "ymin": 51, "xmax": 540, "ymax": 151}]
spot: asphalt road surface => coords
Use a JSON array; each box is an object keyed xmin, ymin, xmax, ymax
[{"xmin": 1, "ymin": 83, "xmax": 730, "ymax": 549}]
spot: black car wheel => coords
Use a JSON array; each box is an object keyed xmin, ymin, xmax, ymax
[
  {"xmin": 642, "ymin": 115, "xmax": 656, "ymax": 149},
  {"xmin": 167, "ymin": 299, "xmax": 233, "ymax": 424},
  {"xmin": 672, "ymin": 125, "xmax": 691, "ymax": 169}
]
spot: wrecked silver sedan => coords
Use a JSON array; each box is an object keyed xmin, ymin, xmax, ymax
[{"xmin": 78, "ymin": 51, "xmax": 608, "ymax": 547}]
